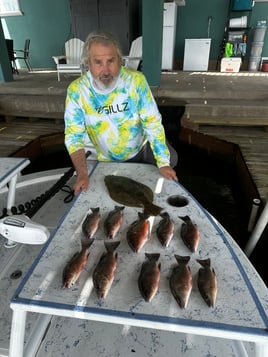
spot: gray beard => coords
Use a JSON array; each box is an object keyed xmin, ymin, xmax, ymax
[{"xmin": 93, "ymin": 76, "xmax": 118, "ymax": 91}]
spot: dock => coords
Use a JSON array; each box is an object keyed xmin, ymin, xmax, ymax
[{"xmin": 0, "ymin": 70, "xmax": 267, "ymax": 203}]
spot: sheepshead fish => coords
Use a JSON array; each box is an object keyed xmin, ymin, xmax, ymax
[
  {"xmin": 179, "ymin": 215, "xmax": 200, "ymax": 252},
  {"xmin": 62, "ymin": 238, "xmax": 94, "ymax": 289},
  {"xmin": 156, "ymin": 212, "xmax": 174, "ymax": 247},
  {"xmin": 169, "ymin": 255, "xmax": 192, "ymax": 309},
  {"xmin": 104, "ymin": 206, "xmax": 125, "ymax": 239},
  {"xmin": 82, "ymin": 207, "xmax": 101, "ymax": 239},
  {"xmin": 197, "ymin": 258, "xmax": 217, "ymax": 308},
  {"xmin": 93, "ymin": 241, "xmax": 120, "ymax": 299},
  {"xmin": 126, "ymin": 212, "xmax": 150, "ymax": 252},
  {"xmin": 138, "ymin": 253, "xmax": 161, "ymax": 302},
  {"xmin": 104, "ymin": 175, "xmax": 163, "ymax": 216}
]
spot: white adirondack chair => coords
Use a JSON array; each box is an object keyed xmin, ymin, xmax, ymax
[
  {"xmin": 122, "ymin": 36, "xmax": 142, "ymax": 71},
  {"xmin": 52, "ymin": 38, "xmax": 84, "ymax": 81}
]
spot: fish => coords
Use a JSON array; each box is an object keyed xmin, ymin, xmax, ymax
[
  {"xmin": 93, "ymin": 240, "xmax": 120, "ymax": 299},
  {"xmin": 82, "ymin": 207, "xmax": 101, "ymax": 239},
  {"xmin": 126, "ymin": 212, "xmax": 150, "ymax": 252},
  {"xmin": 179, "ymin": 215, "xmax": 200, "ymax": 252},
  {"xmin": 138, "ymin": 253, "xmax": 161, "ymax": 302},
  {"xmin": 156, "ymin": 212, "xmax": 174, "ymax": 247},
  {"xmin": 62, "ymin": 238, "xmax": 94, "ymax": 289},
  {"xmin": 169, "ymin": 255, "xmax": 192, "ymax": 309},
  {"xmin": 104, "ymin": 175, "xmax": 163, "ymax": 216},
  {"xmin": 104, "ymin": 205, "xmax": 125, "ymax": 239},
  {"xmin": 197, "ymin": 258, "xmax": 217, "ymax": 308}
]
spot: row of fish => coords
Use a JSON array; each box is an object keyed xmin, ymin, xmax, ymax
[
  {"xmin": 63, "ymin": 239, "xmax": 119, "ymax": 300},
  {"xmin": 62, "ymin": 173, "xmax": 212, "ymax": 305},
  {"xmin": 139, "ymin": 254, "xmax": 217, "ymax": 308},
  {"xmin": 62, "ymin": 237, "xmax": 217, "ymax": 308},
  {"xmin": 81, "ymin": 206, "xmax": 200, "ymax": 253}
]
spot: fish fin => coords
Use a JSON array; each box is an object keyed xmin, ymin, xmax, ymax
[
  {"xmin": 145, "ymin": 253, "xmax": 160, "ymax": 261},
  {"xmin": 81, "ymin": 237, "xmax": 94, "ymax": 250},
  {"xmin": 179, "ymin": 215, "xmax": 190, "ymax": 222},
  {"xmin": 90, "ymin": 207, "xmax": 100, "ymax": 213},
  {"xmin": 197, "ymin": 258, "xmax": 211, "ymax": 268},
  {"xmin": 174, "ymin": 255, "xmax": 190, "ymax": 265},
  {"xmin": 160, "ymin": 212, "xmax": 169, "ymax": 219},
  {"xmin": 104, "ymin": 240, "xmax": 120, "ymax": 252},
  {"xmin": 143, "ymin": 203, "xmax": 163, "ymax": 217},
  {"xmin": 115, "ymin": 205, "xmax": 125, "ymax": 211}
]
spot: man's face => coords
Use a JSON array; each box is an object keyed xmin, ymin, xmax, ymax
[{"xmin": 88, "ymin": 42, "xmax": 121, "ymax": 90}]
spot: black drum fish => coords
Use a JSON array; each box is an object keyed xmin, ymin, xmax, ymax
[
  {"xmin": 156, "ymin": 212, "xmax": 174, "ymax": 247},
  {"xmin": 62, "ymin": 238, "xmax": 94, "ymax": 289},
  {"xmin": 169, "ymin": 255, "xmax": 192, "ymax": 309},
  {"xmin": 197, "ymin": 258, "xmax": 217, "ymax": 308},
  {"xmin": 126, "ymin": 212, "xmax": 150, "ymax": 253},
  {"xmin": 104, "ymin": 175, "xmax": 163, "ymax": 216},
  {"xmin": 179, "ymin": 215, "xmax": 200, "ymax": 252},
  {"xmin": 82, "ymin": 207, "xmax": 101, "ymax": 239},
  {"xmin": 93, "ymin": 241, "xmax": 120, "ymax": 299},
  {"xmin": 138, "ymin": 253, "xmax": 161, "ymax": 302},
  {"xmin": 104, "ymin": 206, "xmax": 125, "ymax": 239}
]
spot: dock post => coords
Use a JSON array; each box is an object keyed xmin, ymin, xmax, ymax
[{"xmin": 244, "ymin": 200, "xmax": 268, "ymax": 257}]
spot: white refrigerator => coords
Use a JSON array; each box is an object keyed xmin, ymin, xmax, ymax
[
  {"xmin": 162, "ymin": 2, "xmax": 177, "ymax": 70},
  {"xmin": 183, "ymin": 38, "xmax": 211, "ymax": 71}
]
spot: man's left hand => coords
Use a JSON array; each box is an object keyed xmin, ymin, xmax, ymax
[{"xmin": 159, "ymin": 166, "xmax": 178, "ymax": 181}]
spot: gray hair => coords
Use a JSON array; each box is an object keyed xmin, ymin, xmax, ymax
[{"xmin": 81, "ymin": 31, "xmax": 122, "ymax": 67}]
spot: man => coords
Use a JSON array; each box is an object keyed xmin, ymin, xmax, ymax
[{"xmin": 64, "ymin": 31, "xmax": 178, "ymax": 195}]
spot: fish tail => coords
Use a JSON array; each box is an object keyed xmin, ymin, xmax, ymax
[
  {"xmin": 145, "ymin": 253, "xmax": 160, "ymax": 262},
  {"xmin": 115, "ymin": 205, "xmax": 125, "ymax": 211},
  {"xmin": 90, "ymin": 207, "xmax": 100, "ymax": 213},
  {"xmin": 179, "ymin": 215, "xmax": 190, "ymax": 222},
  {"xmin": 160, "ymin": 212, "xmax": 169, "ymax": 219},
  {"xmin": 174, "ymin": 255, "xmax": 190, "ymax": 265},
  {"xmin": 104, "ymin": 240, "xmax": 120, "ymax": 252},
  {"xmin": 138, "ymin": 211, "xmax": 150, "ymax": 220},
  {"xmin": 196, "ymin": 258, "xmax": 211, "ymax": 268},
  {"xmin": 144, "ymin": 203, "xmax": 163, "ymax": 216},
  {"xmin": 81, "ymin": 237, "xmax": 94, "ymax": 250}
]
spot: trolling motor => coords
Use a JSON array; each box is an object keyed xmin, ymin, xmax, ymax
[
  {"xmin": 0, "ymin": 165, "xmax": 76, "ymax": 247},
  {"xmin": 0, "ymin": 215, "xmax": 49, "ymax": 246},
  {"xmin": 0, "ymin": 151, "xmax": 93, "ymax": 247}
]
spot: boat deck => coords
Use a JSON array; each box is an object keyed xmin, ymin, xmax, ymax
[{"xmin": 6, "ymin": 162, "xmax": 268, "ymax": 357}]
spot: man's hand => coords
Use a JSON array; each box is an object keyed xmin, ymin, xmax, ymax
[
  {"xmin": 159, "ymin": 166, "xmax": 178, "ymax": 181},
  {"xmin": 70, "ymin": 149, "xmax": 90, "ymax": 195},
  {"xmin": 73, "ymin": 172, "xmax": 90, "ymax": 195}
]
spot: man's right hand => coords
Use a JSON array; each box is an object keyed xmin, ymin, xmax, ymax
[{"xmin": 73, "ymin": 172, "xmax": 90, "ymax": 195}]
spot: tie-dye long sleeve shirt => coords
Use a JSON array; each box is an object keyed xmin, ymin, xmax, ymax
[{"xmin": 64, "ymin": 67, "xmax": 170, "ymax": 168}]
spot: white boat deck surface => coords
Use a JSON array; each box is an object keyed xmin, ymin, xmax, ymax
[{"xmin": 7, "ymin": 162, "xmax": 268, "ymax": 357}]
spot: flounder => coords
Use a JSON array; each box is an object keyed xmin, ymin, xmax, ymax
[{"xmin": 104, "ymin": 175, "xmax": 163, "ymax": 216}]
